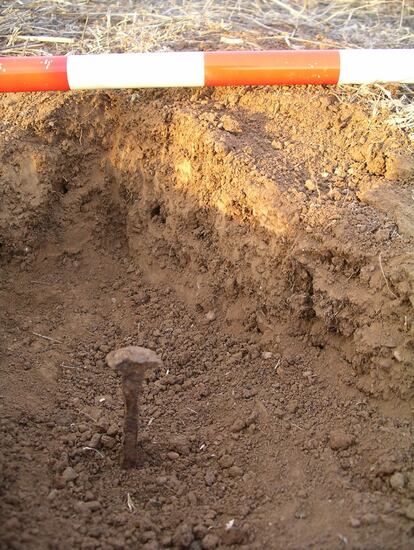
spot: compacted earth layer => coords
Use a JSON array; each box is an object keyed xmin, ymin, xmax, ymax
[{"xmin": 1, "ymin": 85, "xmax": 414, "ymax": 549}]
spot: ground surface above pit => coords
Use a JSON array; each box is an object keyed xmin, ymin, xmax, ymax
[{"xmin": 1, "ymin": 86, "xmax": 414, "ymax": 549}]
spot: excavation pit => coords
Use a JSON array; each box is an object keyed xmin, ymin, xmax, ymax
[{"xmin": 1, "ymin": 86, "xmax": 414, "ymax": 548}]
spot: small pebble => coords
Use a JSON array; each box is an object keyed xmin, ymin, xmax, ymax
[
  {"xmin": 205, "ymin": 471, "xmax": 216, "ymax": 486},
  {"xmin": 132, "ymin": 291, "xmax": 150, "ymax": 305},
  {"xmin": 218, "ymin": 455, "xmax": 234, "ymax": 469},
  {"xmin": 390, "ymin": 472, "xmax": 405, "ymax": 490},
  {"xmin": 201, "ymin": 533, "xmax": 220, "ymax": 549},
  {"xmin": 169, "ymin": 435, "xmax": 190, "ymax": 456},
  {"xmin": 61, "ymin": 466, "xmax": 78, "ymax": 483},
  {"xmin": 107, "ymin": 424, "xmax": 118, "ymax": 436},
  {"xmin": 167, "ymin": 451, "xmax": 180, "ymax": 460},
  {"xmin": 220, "ymin": 115, "xmax": 241, "ymax": 134},
  {"xmin": 287, "ymin": 401, "xmax": 298, "ymax": 414},
  {"xmin": 329, "ymin": 429, "xmax": 354, "ymax": 450},
  {"xmin": 304, "ymin": 179, "xmax": 316, "ymax": 191},
  {"xmin": 77, "ymin": 423, "xmax": 88, "ymax": 433},
  {"xmin": 84, "ymin": 491, "xmax": 95, "ymax": 501},
  {"xmin": 89, "ymin": 433, "xmax": 102, "ymax": 449},
  {"xmin": 205, "ymin": 311, "xmax": 216, "ymax": 322},
  {"xmin": 228, "ymin": 466, "xmax": 243, "ymax": 478},
  {"xmin": 222, "ymin": 527, "xmax": 245, "ymax": 545},
  {"xmin": 101, "ymin": 435, "xmax": 116, "ymax": 449},
  {"xmin": 230, "ymin": 419, "xmax": 246, "ymax": 433},
  {"xmin": 96, "ymin": 417, "xmax": 109, "ymax": 432}
]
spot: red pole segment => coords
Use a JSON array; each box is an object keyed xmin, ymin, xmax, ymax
[
  {"xmin": 204, "ymin": 50, "xmax": 340, "ymax": 86},
  {"xmin": 0, "ymin": 56, "xmax": 69, "ymax": 92}
]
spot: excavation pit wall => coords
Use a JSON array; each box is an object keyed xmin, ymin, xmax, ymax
[{"xmin": 1, "ymin": 86, "xmax": 414, "ymax": 406}]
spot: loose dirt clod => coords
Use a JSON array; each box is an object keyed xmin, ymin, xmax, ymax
[
  {"xmin": 329, "ymin": 429, "xmax": 355, "ymax": 451},
  {"xmin": 106, "ymin": 346, "xmax": 162, "ymax": 468}
]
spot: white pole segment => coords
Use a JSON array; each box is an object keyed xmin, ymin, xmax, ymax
[
  {"xmin": 67, "ymin": 52, "xmax": 205, "ymax": 90},
  {"xmin": 339, "ymin": 49, "xmax": 414, "ymax": 84}
]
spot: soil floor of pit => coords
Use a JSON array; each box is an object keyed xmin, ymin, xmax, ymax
[{"xmin": 1, "ymin": 87, "xmax": 414, "ymax": 550}]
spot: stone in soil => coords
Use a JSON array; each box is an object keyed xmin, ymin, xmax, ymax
[{"xmin": 329, "ymin": 430, "xmax": 355, "ymax": 450}]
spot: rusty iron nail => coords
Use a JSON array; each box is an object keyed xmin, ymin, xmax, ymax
[{"xmin": 106, "ymin": 346, "xmax": 162, "ymax": 468}]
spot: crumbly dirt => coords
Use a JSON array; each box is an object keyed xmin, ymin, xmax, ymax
[{"xmin": 1, "ymin": 85, "xmax": 414, "ymax": 550}]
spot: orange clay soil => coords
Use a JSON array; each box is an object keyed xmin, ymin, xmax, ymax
[{"xmin": 1, "ymin": 86, "xmax": 414, "ymax": 549}]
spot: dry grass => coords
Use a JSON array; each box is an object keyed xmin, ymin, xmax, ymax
[
  {"xmin": 1, "ymin": 0, "xmax": 413, "ymax": 55},
  {"xmin": 0, "ymin": 1, "xmax": 413, "ymax": 136}
]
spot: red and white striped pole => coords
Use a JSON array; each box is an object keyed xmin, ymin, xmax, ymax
[{"xmin": 0, "ymin": 50, "xmax": 412, "ymax": 92}]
